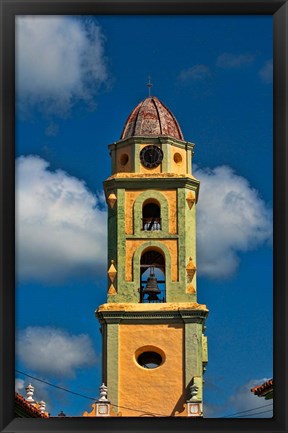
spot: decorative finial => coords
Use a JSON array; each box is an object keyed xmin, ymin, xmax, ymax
[
  {"xmin": 147, "ymin": 76, "xmax": 152, "ymax": 97},
  {"xmin": 94, "ymin": 383, "xmax": 111, "ymax": 416},
  {"xmin": 25, "ymin": 383, "xmax": 35, "ymax": 403},
  {"xmin": 39, "ymin": 401, "xmax": 46, "ymax": 413},
  {"xmin": 97, "ymin": 383, "xmax": 109, "ymax": 402}
]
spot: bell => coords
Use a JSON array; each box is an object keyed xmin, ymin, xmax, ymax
[{"xmin": 142, "ymin": 272, "xmax": 161, "ymax": 301}]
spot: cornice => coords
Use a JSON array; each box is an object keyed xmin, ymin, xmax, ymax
[
  {"xmin": 108, "ymin": 135, "xmax": 195, "ymax": 151},
  {"xmin": 104, "ymin": 175, "xmax": 200, "ymax": 199},
  {"xmin": 96, "ymin": 302, "xmax": 208, "ymax": 324}
]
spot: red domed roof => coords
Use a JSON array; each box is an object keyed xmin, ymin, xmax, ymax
[{"xmin": 120, "ymin": 96, "xmax": 184, "ymax": 140}]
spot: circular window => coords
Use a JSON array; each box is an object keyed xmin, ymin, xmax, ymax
[
  {"xmin": 137, "ymin": 351, "xmax": 163, "ymax": 369},
  {"xmin": 173, "ymin": 152, "xmax": 182, "ymax": 164},
  {"xmin": 120, "ymin": 153, "xmax": 129, "ymax": 166}
]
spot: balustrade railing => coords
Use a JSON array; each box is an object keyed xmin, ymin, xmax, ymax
[{"xmin": 142, "ymin": 217, "xmax": 161, "ymax": 231}]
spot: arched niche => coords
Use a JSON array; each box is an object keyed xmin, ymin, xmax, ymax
[
  {"xmin": 142, "ymin": 199, "xmax": 161, "ymax": 231},
  {"xmin": 133, "ymin": 190, "xmax": 169, "ymax": 236},
  {"xmin": 140, "ymin": 249, "xmax": 165, "ymax": 303},
  {"xmin": 132, "ymin": 241, "xmax": 172, "ymax": 302}
]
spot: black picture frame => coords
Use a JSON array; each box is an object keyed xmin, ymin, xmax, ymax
[{"xmin": 1, "ymin": 1, "xmax": 287, "ymax": 432}]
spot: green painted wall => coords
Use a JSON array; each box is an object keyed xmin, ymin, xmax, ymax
[
  {"xmin": 103, "ymin": 323, "xmax": 119, "ymax": 408},
  {"xmin": 184, "ymin": 322, "xmax": 204, "ymax": 400},
  {"xmin": 105, "ymin": 181, "xmax": 199, "ymax": 304}
]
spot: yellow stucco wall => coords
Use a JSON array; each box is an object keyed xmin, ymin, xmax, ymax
[
  {"xmin": 171, "ymin": 147, "xmax": 187, "ymax": 175},
  {"xmin": 125, "ymin": 190, "xmax": 177, "ymax": 235},
  {"xmin": 115, "ymin": 145, "xmax": 133, "ymax": 173},
  {"xmin": 125, "ymin": 239, "xmax": 178, "ymax": 282},
  {"xmin": 125, "ymin": 190, "xmax": 139, "ymax": 234},
  {"xmin": 118, "ymin": 323, "xmax": 185, "ymax": 416}
]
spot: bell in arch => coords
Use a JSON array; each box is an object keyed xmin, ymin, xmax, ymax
[{"xmin": 142, "ymin": 268, "xmax": 161, "ymax": 302}]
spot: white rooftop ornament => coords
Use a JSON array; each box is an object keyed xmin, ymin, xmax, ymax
[
  {"xmin": 95, "ymin": 383, "xmax": 111, "ymax": 416},
  {"xmin": 97, "ymin": 383, "xmax": 109, "ymax": 402},
  {"xmin": 39, "ymin": 401, "xmax": 46, "ymax": 413},
  {"xmin": 25, "ymin": 383, "xmax": 35, "ymax": 403}
]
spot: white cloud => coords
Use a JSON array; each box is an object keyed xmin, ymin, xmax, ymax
[
  {"xmin": 15, "ymin": 378, "xmax": 25, "ymax": 393},
  {"xmin": 228, "ymin": 378, "xmax": 273, "ymax": 418},
  {"xmin": 204, "ymin": 378, "xmax": 273, "ymax": 418},
  {"xmin": 16, "ymin": 157, "xmax": 271, "ymax": 283},
  {"xmin": 16, "ymin": 326, "xmax": 97, "ymax": 377},
  {"xmin": 178, "ymin": 64, "xmax": 211, "ymax": 82},
  {"xmin": 216, "ymin": 53, "xmax": 254, "ymax": 69},
  {"xmin": 15, "ymin": 376, "xmax": 74, "ymax": 414},
  {"xmin": 195, "ymin": 166, "xmax": 272, "ymax": 279},
  {"xmin": 16, "ymin": 155, "xmax": 107, "ymax": 283},
  {"xmin": 16, "ymin": 16, "xmax": 109, "ymax": 115},
  {"xmin": 259, "ymin": 59, "xmax": 273, "ymax": 84}
]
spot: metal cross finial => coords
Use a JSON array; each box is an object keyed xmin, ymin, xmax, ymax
[{"xmin": 147, "ymin": 76, "xmax": 152, "ymax": 97}]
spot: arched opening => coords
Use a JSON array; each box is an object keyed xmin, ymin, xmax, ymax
[
  {"xmin": 142, "ymin": 201, "xmax": 161, "ymax": 231},
  {"xmin": 140, "ymin": 249, "xmax": 165, "ymax": 303}
]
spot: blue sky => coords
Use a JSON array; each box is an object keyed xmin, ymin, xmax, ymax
[{"xmin": 15, "ymin": 15, "xmax": 273, "ymax": 417}]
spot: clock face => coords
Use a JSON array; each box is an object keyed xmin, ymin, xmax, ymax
[{"xmin": 140, "ymin": 145, "xmax": 163, "ymax": 168}]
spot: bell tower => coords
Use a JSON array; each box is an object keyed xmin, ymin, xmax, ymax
[{"xmin": 97, "ymin": 96, "xmax": 208, "ymax": 417}]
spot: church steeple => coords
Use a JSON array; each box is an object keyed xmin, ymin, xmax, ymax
[{"xmin": 87, "ymin": 95, "xmax": 208, "ymax": 417}]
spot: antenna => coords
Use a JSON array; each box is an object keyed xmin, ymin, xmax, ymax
[{"xmin": 147, "ymin": 76, "xmax": 152, "ymax": 97}]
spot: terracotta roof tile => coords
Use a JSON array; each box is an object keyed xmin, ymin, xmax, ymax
[
  {"xmin": 15, "ymin": 392, "xmax": 49, "ymax": 418},
  {"xmin": 121, "ymin": 96, "xmax": 184, "ymax": 141},
  {"xmin": 251, "ymin": 379, "xmax": 273, "ymax": 396}
]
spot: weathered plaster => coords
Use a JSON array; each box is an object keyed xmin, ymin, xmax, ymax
[
  {"xmin": 106, "ymin": 323, "xmax": 119, "ymax": 408},
  {"xmin": 125, "ymin": 189, "xmax": 177, "ymax": 235},
  {"xmin": 171, "ymin": 146, "xmax": 187, "ymax": 174},
  {"xmin": 115, "ymin": 144, "xmax": 133, "ymax": 173},
  {"xmin": 119, "ymin": 323, "xmax": 185, "ymax": 416}
]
